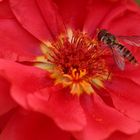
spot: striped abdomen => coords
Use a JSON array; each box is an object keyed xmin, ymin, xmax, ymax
[{"xmin": 115, "ymin": 43, "xmax": 138, "ymax": 64}]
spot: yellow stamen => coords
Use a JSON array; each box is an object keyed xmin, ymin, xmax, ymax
[{"xmin": 35, "ymin": 29, "xmax": 111, "ymax": 96}]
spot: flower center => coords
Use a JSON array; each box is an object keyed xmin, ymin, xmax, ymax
[{"xmin": 36, "ymin": 29, "xmax": 110, "ymax": 95}]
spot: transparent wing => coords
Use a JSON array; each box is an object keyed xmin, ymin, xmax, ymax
[
  {"xmin": 117, "ymin": 36, "xmax": 140, "ymax": 47},
  {"xmin": 111, "ymin": 46, "xmax": 125, "ymax": 70}
]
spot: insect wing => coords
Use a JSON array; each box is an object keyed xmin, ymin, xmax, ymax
[
  {"xmin": 111, "ymin": 46, "xmax": 125, "ymax": 70},
  {"xmin": 117, "ymin": 36, "xmax": 140, "ymax": 47}
]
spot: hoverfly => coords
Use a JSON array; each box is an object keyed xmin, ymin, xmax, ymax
[{"xmin": 97, "ymin": 29, "xmax": 139, "ymax": 70}]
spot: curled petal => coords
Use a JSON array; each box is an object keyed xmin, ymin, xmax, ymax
[
  {"xmin": 0, "ymin": 109, "xmax": 73, "ymax": 140},
  {"xmin": 0, "ymin": 59, "xmax": 53, "ymax": 109},
  {"xmin": 106, "ymin": 131, "xmax": 140, "ymax": 140},
  {"xmin": 28, "ymin": 87, "xmax": 86, "ymax": 131},
  {"xmin": 84, "ymin": 0, "xmax": 140, "ymax": 36},
  {"xmin": 83, "ymin": 0, "xmax": 119, "ymax": 35},
  {"xmin": 74, "ymin": 94, "xmax": 140, "ymax": 140},
  {"xmin": 100, "ymin": 0, "xmax": 140, "ymax": 35},
  {"xmin": 9, "ymin": 0, "xmax": 53, "ymax": 42},
  {"xmin": 105, "ymin": 76, "xmax": 140, "ymax": 121}
]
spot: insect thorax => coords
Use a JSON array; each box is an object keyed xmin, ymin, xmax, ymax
[{"xmin": 97, "ymin": 30, "xmax": 116, "ymax": 46}]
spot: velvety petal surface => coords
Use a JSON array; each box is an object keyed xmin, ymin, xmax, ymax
[
  {"xmin": 84, "ymin": 0, "xmax": 140, "ymax": 36},
  {"xmin": 101, "ymin": 0, "xmax": 140, "ymax": 35},
  {"xmin": 0, "ymin": 1, "xmax": 140, "ymax": 140},
  {"xmin": 0, "ymin": 109, "xmax": 73, "ymax": 140},
  {"xmin": 106, "ymin": 131, "xmax": 140, "ymax": 140},
  {"xmin": 36, "ymin": 0, "xmax": 65, "ymax": 37},
  {"xmin": 73, "ymin": 94, "xmax": 140, "ymax": 140},
  {"xmin": 113, "ymin": 65, "xmax": 140, "ymax": 85},
  {"xmin": 27, "ymin": 87, "xmax": 86, "ymax": 131},
  {"xmin": 0, "ymin": 0, "xmax": 14, "ymax": 19},
  {"xmin": 0, "ymin": 76, "xmax": 17, "ymax": 115},
  {"xmin": 0, "ymin": 19, "xmax": 43, "ymax": 61},
  {"xmin": 83, "ymin": 0, "xmax": 123, "ymax": 35},
  {"xmin": 0, "ymin": 108, "xmax": 16, "ymax": 133},
  {"xmin": 0, "ymin": 59, "xmax": 53, "ymax": 108},
  {"xmin": 53, "ymin": 0, "xmax": 88, "ymax": 30},
  {"xmin": 105, "ymin": 76, "xmax": 140, "ymax": 121},
  {"xmin": 10, "ymin": 0, "xmax": 59, "ymax": 42}
]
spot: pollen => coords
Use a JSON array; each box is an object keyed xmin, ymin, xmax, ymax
[{"xmin": 36, "ymin": 29, "xmax": 110, "ymax": 96}]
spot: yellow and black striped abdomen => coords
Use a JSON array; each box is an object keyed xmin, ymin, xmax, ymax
[{"xmin": 116, "ymin": 43, "xmax": 138, "ymax": 64}]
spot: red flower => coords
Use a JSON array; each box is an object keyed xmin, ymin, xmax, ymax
[
  {"xmin": 0, "ymin": 0, "xmax": 140, "ymax": 140},
  {"xmin": 0, "ymin": 108, "xmax": 75, "ymax": 140},
  {"xmin": 105, "ymin": 131, "xmax": 140, "ymax": 140}
]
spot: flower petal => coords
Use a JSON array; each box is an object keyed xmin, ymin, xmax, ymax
[
  {"xmin": 0, "ymin": 76, "xmax": 17, "ymax": 115},
  {"xmin": 84, "ymin": 0, "xmax": 140, "ymax": 36},
  {"xmin": 0, "ymin": 19, "xmax": 42, "ymax": 61},
  {"xmin": 27, "ymin": 87, "xmax": 86, "ymax": 131},
  {"xmin": 0, "ymin": 108, "xmax": 16, "ymax": 132},
  {"xmin": 105, "ymin": 76, "xmax": 140, "ymax": 121},
  {"xmin": 9, "ymin": 0, "xmax": 53, "ymax": 42},
  {"xmin": 0, "ymin": 0, "xmax": 14, "ymax": 19},
  {"xmin": 0, "ymin": 59, "xmax": 53, "ymax": 109},
  {"xmin": 105, "ymin": 131, "xmax": 132, "ymax": 140},
  {"xmin": 101, "ymin": 0, "xmax": 140, "ymax": 35},
  {"xmin": 0, "ymin": 109, "xmax": 72, "ymax": 140},
  {"xmin": 83, "ymin": 0, "xmax": 121, "ymax": 35},
  {"xmin": 54, "ymin": 0, "xmax": 88, "ymax": 30},
  {"xmin": 36, "ymin": 0, "xmax": 65, "ymax": 36},
  {"xmin": 73, "ymin": 94, "xmax": 140, "ymax": 140},
  {"xmin": 113, "ymin": 65, "xmax": 140, "ymax": 86},
  {"xmin": 106, "ymin": 131, "xmax": 140, "ymax": 140}
]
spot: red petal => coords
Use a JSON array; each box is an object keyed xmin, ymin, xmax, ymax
[
  {"xmin": 9, "ymin": 0, "xmax": 53, "ymax": 42},
  {"xmin": 106, "ymin": 131, "xmax": 140, "ymax": 140},
  {"xmin": 0, "ymin": 108, "xmax": 16, "ymax": 132},
  {"xmin": 0, "ymin": 19, "xmax": 42, "ymax": 61},
  {"xmin": 113, "ymin": 65, "xmax": 140, "ymax": 86},
  {"xmin": 0, "ymin": 0, "xmax": 14, "ymax": 18},
  {"xmin": 100, "ymin": 0, "xmax": 140, "ymax": 35},
  {"xmin": 0, "ymin": 59, "xmax": 53, "ymax": 109},
  {"xmin": 0, "ymin": 109, "xmax": 72, "ymax": 140},
  {"xmin": 36, "ymin": 0, "xmax": 65, "ymax": 36},
  {"xmin": 105, "ymin": 76, "xmax": 140, "ymax": 121},
  {"xmin": 83, "ymin": 0, "xmax": 122, "ymax": 35},
  {"xmin": 84, "ymin": 0, "xmax": 140, "ymax": 36},
  {"xmin": 27, "ymin": 87, "xmax": 86, "ymax": 131},
  {"xmin": 54, "ymin": 0, "xmax": 88, "ymax": 30},
  {"xmin": 129, "ymin": 131, "xmax": 140, "ymax": 140},
  {"xmin": 73, "ymin": 94, "xmax": 140, "ymax": 140},
  {"xmin": 0, "ymin": 76, "xmax": 17, "ymax": 115}
]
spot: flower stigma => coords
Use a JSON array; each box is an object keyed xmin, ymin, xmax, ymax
[{"xmin": 36, "ymin": 29, "xmax": 111, "ymax": 96}]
